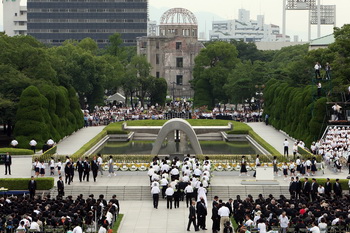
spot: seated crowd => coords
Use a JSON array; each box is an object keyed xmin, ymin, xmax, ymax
[{"xmin": 0, "ymin": 194, "xmax": 119, "ymax": 233}]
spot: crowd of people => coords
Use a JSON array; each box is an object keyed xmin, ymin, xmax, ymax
[{"xmin": 0, "ymin": 193, "xmax": 119, "ymax": 233}]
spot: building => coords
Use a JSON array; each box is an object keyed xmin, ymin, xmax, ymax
[
  {"xmin": 137, "ymin": 8, "xmax": 204, "ymax": 99},
  {"xmin": 209, "ymin": 9, "xmax": 289, "ymax": 42},
  {"xmin": 25, "ymin": 0, "xmax": 148, "ymax": 47},
  {"xmin": 3, "ymin": 0, "xmax": 27, "ymax": 36},
  {"xmin": 309, "ymin": 34, "xmax": 335, "ymax": 50}
]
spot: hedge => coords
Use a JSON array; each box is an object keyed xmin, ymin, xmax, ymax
[
  {"xmin": 298, "ymin": 146, "xmax": 322, "ymax": 162},
  {"xmin": 197, "ymin": 154, "xmax": 271, "ymax": 163},
  {"xmin": 0, "ymin": 148, "xmax": 34, "ymax": 155},
  {"xmin": 33, "ymin": 145, "xmax": 57, "ymax": 162},
  {"xmin": 299, "ymin": 178, "xmax": 349, "ymax": 191},
  {"xmin": 0, "ymin": 177, "xmax": 54, "ymax": 190},
  {"xmin": 248, "ymin": 130, "xmax": 281, "ymax": 157}
]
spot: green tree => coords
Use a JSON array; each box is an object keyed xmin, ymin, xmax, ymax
[{"xmin": 149, "ymin": 77, "xmax": 167, "ymax": 106}]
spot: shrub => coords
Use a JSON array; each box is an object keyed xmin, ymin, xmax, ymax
[
  {"xmin": 33, "ymin": 145, "xmax": 57, "ymax": 162},
  {"xmin": 0, "ymin": 177, "xmax": 54, "ymax": 190},
  {"xmin": 0, "ymin": 148, "xmax": 33, "ymax": 155}
]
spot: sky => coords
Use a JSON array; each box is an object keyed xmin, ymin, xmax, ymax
[{"xmin": 1, "ymin": 0, "xmax": 349, "ymax": 41}]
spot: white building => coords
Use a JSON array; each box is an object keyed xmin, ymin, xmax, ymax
[
  {"xmin": 210, "ymin": 9, "xmax": 289, "ymax": 42},
  {"xmin": 3, "ymin": 0, "xmax": 27, "ymax": 36}
]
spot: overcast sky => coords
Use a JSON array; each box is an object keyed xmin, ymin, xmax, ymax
[{"xmin": 1, "ymin": 0, "xmax": 349, "ymax": 41}]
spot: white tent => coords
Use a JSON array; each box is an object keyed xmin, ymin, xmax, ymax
[{"xmin": 106, "ymin": 93, "xmax": 125, "ymax": 103}]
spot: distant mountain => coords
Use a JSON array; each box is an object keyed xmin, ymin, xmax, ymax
[{"xmin": 149, "ymin": 5, "xmax": 226, "ymax": 40}]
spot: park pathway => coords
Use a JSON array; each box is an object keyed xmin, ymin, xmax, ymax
[
  {"xmin": 56, "ymin": 126, "xmax": 105, "ymax": 155},
  {"xmin": 247, "ymin": 122, "xmax": 296, "ymax": 155}
]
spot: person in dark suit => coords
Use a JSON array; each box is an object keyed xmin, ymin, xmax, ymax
[
  {"xmin": 303, "ymin": 178, "xmax": 311, "ymax": 199},
  {"xmin": 289, "ymin": 177, "xmax": 296, "ymax": 199},
  {"xmin": 196, "ymin": 198, "xmax": 207, "ymax": 230},
  {"xmin": 212, "ymin": 196, "xmax": 219, "ymax": 208},
  {"xmin": 324, "ymin": 178, "xmax": 332, "ymax": 197},
  {"xmin": 333, "ymin": 179, "xmax": 342, "ymax": 197},
  {"xmin": 295, "ymin": 177, "xmax": 302, "ymax": 199},
  {"xmin": 28, "ymin": 176, "xmax": 37, "ymax": 199},
  {"xmin": 91, "ymin": 156, "xmax": 99, "ymax": 182},
  {"xmin": 83, "ymin": 157, "xmax": 90, "ymax": 182},
  {"xmin": 76, "ymin": 158, "xmax": 84, "ymax": 182},
  {"xmin": 187, "ymin": 200, "xmax": 199, "ymax": 231},
  {"xmin": 211, "ymin": 202, "xmax": 220, "ymax": 233},
  {"xmin": 310, "ymin": 178, "xmax": 319, "ymax": 201},
  {"xmin": 4, "ymin": 152, "xmax": 12, "ymax": 175},
  {"xmin": 69, "ymin": 160, "xmax": 75, "ymax": 183},
  {"xmin": 348, "ymin": 155, "xmax": 350, "ymax": 174},
  {"xmin": 57, "ymin": 176, "xmax": 64, "ymax": 197},
  {"xmin": 225, "ymin": 198, "xmax": 233, "ymax": 217},
  {"xmin": 64, "ymin": 162, "xmax": 72, "ymax": 185}
]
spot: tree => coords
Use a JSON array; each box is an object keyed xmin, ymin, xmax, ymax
[{"xmin": 149, "ymin": 77, "xmax": 167, "ymax": 106}]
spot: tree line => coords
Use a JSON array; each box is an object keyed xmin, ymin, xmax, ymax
[{"xmin": 0, "ymin": 33, "xmax": 166, "ymax": 148}]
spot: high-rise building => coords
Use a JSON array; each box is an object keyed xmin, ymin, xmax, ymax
[
  {"xmin": 3, "ymin": 0, "xmax": 27, "ymax": 36},
  {"xmin": 26, "ymin": 0, "xmax": 148, "ymax": 47},
  {"xmin": 137, "ymin": 8, "xmax": 204, "ymax": 99},
  {"xmin": 210, "ymin": 9, "xmax": 290, "ymax": 42}
]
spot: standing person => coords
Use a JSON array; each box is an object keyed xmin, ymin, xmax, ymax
[
  {"xmin": 76, "ymin": 158, "xmax": 84, "ymax": 182},
  {"xmin": 324, "ymin": 178, "xmax": 332, "ymax": 198},
  {"xmin": 253, "ymin": 154, "xmax": 260, "ymax": 178},
  {"xmin": 293, "ymin": 143, "xmax": 298, "ymax": 160},
  {"xmin": 97, "ymin": 153, "xmax": 103, "ymax": 176},
  {"xmin": 40, "ymin": 161, "xmax": 45, "ymax": 177},
  {"xmin": 282, "ymin": 162, "xmax": 288, "ymax": 180},
  {"xmin": 64, "ymin": 162, "xmax": 72, "ymax": 185},
  {"xmin": 317, "ymin": 82, "xmax": 322, "ymax": 97},
  {"xmin": 305, "ymin": 158, "xmax": 312, "ymax": 176},
  {"xmin": 57, "ymin": 175, "xmax": 65, "ymax": 197},
  {"xmin": 56, "ymin": 159, "xmax": 62, "ymax": 176},
  {"xmin": 303, "ymin": 177, "xmax": 311, "ymax": 200},
  {"xmin": 347, "ymin": 155, "xmax": 350, "ymax": 174},
  {"xmin": 325, "ymin": 62, "xmax": 331, "ymax": 80},
  {"xmin": 91, "ymin": 156, "xmax": 99, "ymax": 182},
  {"xmin": 184, "ymin": 182, "xmax": 194, "ymax": 208},
  {"xmin": 289, "ymin": 177, "xmax": 296, "ymax": 199},
  {"xmin": 311, "ymin": 157, "xmax": 317, "ymax": 176},
  {"xmin": 69, "ymin": 159, "xmax": 75, "ymax": 183},
  {"xmin": 28, "ymin": 176, "xmax": 37, "ymax": 199},
  {"xmin": 273, "ymin": 156, "xmax": 280, "ymax": 176},
  {"xmin": 196, "ymin": 197, "xmax": 207, "ymax": 230},
  {"xmin": 151, "ymin": 183, "xmax": 160, "ymax": 209},
  {"xmin": 295, "ymin": 176, "xmax": 302, "ymax": 199},
  {"xmin": 279, "ymin": 211, "xmax": 289, "ymax": 233},
  {"xmin": 333, "ymin": 179, "xmax": 342, "ymax": 197},
  {"xmin": 29, "ymin": 139, "xmax": 37, "ymax": 153},
  {"xmin": 257, "ymin": 218, "xmax": 267, "ymax": 233},
  {"xmin": 218, "ymin": 204, "xmax": 230, "ymax": 233},
  {"xmin": 49, "ymin": 157, "xmax": 55, "ymax": 176},
  {"xmin": 165, "ymin": 185, "xmax": 174, "ymax": 209},
  {"xmin": 212, "ymin": 202, "xmax": 220, "ymax": 233},
  {"xmin": 314, "ymin": 62, "xmax": 321, "ymax": 79},
  {"xmin": 310, "ymin": 178, "xmax": 319, "ymax": 201},
  {"xmin": 197, "ymin": 184, "xmax": 208, "ymax": 207},
  {"xmin": 4, "ymin": 152, "xmax": 12, "ymax": 175},
  {"xmin": 33, "ymin": 159, "xmax": 40, "ymax": 177},
  {"xmin": 283, "ymin": 139, "xmax": 289, "ymax": 157},
  {"xmin": 296, "ymin": 156, "xmax": 301, "ymax": 176},
  {"xmin": 107, "ymin": 156, "xmax": 116, "ymax": 177},
  {"xmin": 10, "ymin": 139, "xmax": 18, "ymax": 148},
  {"xmin": 187, "ymin": 200, "xmax": 199, "ymax": 231},
  {"xmin": 239, "ymin": 156, "xmax": 249, "ymax": 176},
  {"xmin": 83, "ymin": 157, "xmax": 90, "ymax": 182}
]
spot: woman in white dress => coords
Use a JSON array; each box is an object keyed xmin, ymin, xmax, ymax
[{"xmin": 196, "ymin": 183, "xmax": 207, "ymax": 207}]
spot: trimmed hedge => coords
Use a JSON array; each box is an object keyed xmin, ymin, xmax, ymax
[
  {"xmin": 299, "ymin": 178, "xmax": 349, "ymax": 190},
  {"xmin": 0, "ymin": 148, "xmax": 34, "ymax": 155},
  {"xmin": 248, "ymin": 130, "xmax": 281, "ymax": 156},
  {"xmin": 33, "ymin": 145, "xmax": 57, "ymax": 162},
  {"xmin": 298, "ymin": 146, "xmax": 322, "ymax": 162},
  {"xmin": 0, "ymin": 177, "xmax": 54, "ymax": 190}
]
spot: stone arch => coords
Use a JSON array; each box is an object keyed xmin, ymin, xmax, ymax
[{"xmin": 151, "ymin": 118, "xmax": 203, "ymax": 155}]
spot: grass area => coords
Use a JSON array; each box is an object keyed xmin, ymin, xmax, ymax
[
  {"xmin": 71, "ymin": 130, "xmax": 107, "ymax": 160},
  {"xmin": 248, "ymin": 130, "xmax": 282, "ymax": 156},
  {"xmin": 112, "ymin": 214, "xmax": 124, "ymax": 232},
  {"xmin": 0, "ymin": 148, "xmax": 34, "ymax": 155},
  {"xmin": 231, "ymin": 217, "xmax": 239, "ymax": 231}
]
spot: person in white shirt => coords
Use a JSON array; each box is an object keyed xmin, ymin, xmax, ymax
[
  {"xmin": 72, "ymin": 225, "xmax": 83, "ymax": 233},
  {"xmin": 283, "ymin": 139, "xmax": 289, "ymax": 157},
  {"xmin": 257, "ymin": 218, "xmax": 267, "ymax": 233},
  {"xmin": 16, "ymin": 221, "xmax": 26, "ymax": 232},
  {"xmin": 293, "ymin": 142, "xmax": 298, "ymax": 159},
  {"xmin": 151, "ymin": 183, "xmax": 161, "ymax": 209},
  {"xmin": 309, "ymin": 222, "xmax": 320, "ymax": 233},
  {"xmin": 279, "ymin": 212, "xmax": 289, "ymax": 233},
  {"xmin": 317, "ymin": 185, "xmax": 325, "ymax": 195},
  {"xmin": 147, "ymin": 166, "xmax": 155, "ymax": 184},
  {"xmin": 218, "ymin": 205, "xmax": 230, "ymax": 231},
  {"xmin": 97, "ymin": 154, "xmax": 103, "ymax": 176},
  {"xmin": 97, "ymin": 224, "xmax": 108, "ymax": 233},
  {"xmin": 29, "ymin": 218, "xmax": 40, "ymax": 232},
  {"xmin": 184, "ymin": 183, "xmax": 194, "ymax": 208},
  {"xmin": 318, "ymin": 218, "xmax": 327, "ymax": 233},
  {"xmin": 49, "ymin": 157, "xmax": 55, "ymax": 176},
  {"xmin": 170, "ymin": 166, "xmax": 179, "ymax": 180},
  {"xmin": 29, "ymin": 139, "xmax": 37, "ymax": 153},
  {"xmin": 165, "ymin": 186, "xmax": 174, "ymax": 209}
]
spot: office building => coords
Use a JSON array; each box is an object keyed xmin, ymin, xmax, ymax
[{"xmin": 3, "ymin": 0, "xmax": 27, "ymax": 36}]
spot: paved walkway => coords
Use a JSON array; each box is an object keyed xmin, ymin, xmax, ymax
[
  {"xmin": 56, "ymin": 126, "xmax": 105, "ymax": 155},
  {"xmin": 247, "ymin": 122, "xmax": 296, "ymax": 155}
]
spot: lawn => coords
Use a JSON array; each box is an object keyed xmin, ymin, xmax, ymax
[{"xmin": 112, "ymin": 214, "xmax": 124, "ymax": 232}]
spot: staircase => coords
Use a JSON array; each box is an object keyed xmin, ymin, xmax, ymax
[{"xmin": 50, "ymin": 185, "xmax": 290, "ymax": 201}]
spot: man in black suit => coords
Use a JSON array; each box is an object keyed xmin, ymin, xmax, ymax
[
  {"xmin": 91, "ymin": 156, "xmax": 99, "ymax": 182},
  {"xmin": 333, "ymin": 179, "xmax": 342, "ymax": 197},
  {"xmin": 310, "ymin": 178, "xmax": 319, "ymax": 201},
  {"xmin": 57, "ymin": 176, "xmax": 64, "ymax": 197},
  {"xmin": 76, "ymin": 158, "xmax": 84, "ymax": 182},
  {"xmin": 289, "ymin": 177, "xmax": 296, "ymax": 199},
  {"xmin": 110, "ymin": 195, "xmax": 120, "ymax": 215},
  {"xmin": 303, "ymin": 177, "xmax": 311, "ymax": 200},
  {"xmin": 28, "ymin": 176, "xmax": 37, "ymax": 199},
  {"xmin": 295, "ymin": 177, "xmax": 302, "ymax": 199},
  {"xmin": 64, "ymin": 162, "xmax": 72, "ymax": 185},
  {"xmin": 196, "ymin": 198, "xmax": 207, "ymax": 230},
  {"xmin": 83, "ymin": 157, "xmax": 90, "ymax": 182},
  {"xmin": 4, "ymin": 152, "xmax": 12, "ymax": 175},
  {"xmin": 69, "ymin": 161, "xmax": 75, "ymax": 183},
  {"xmin": 211, "ymin": 202, "xmax": 220, "ymax": 233},
  {"xmin": 212, "ymin": 196, "xmax": 219, "ymax": 208},
  {"xmin": 324, "ymin": 178, "xmax": 332, "ymax": 197},
  {"xmin": 187, "ymin": 200, "xmax": 199, "ymax": 231},
  {"xmin": 225, "ymin": 198, "xmax": 233, "ymax": 217}
]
